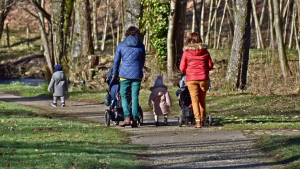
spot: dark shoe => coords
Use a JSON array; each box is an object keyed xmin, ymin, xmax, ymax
[
  {"xmin": 164, "ymin": 118, "xmax": 168, "ymax": 125},
  {"xmin": 155, "ymin": 122, "xmax": 159, "ymax": 126},
  {"xmin": 194, "ymin": 121, "xmax": 201, "ymax": 128},
  {"xmin": 119, "ymin": 117, "xmax": 131, "ymax": 127},
  {"xmin": 131, "ymin": 120, "xmax": 138, "ymax": 128},
  {"xmin": 200, "ymin": 119, "xmax": 204, "ymax": 127},
  {"xmin": 51, "ymin": 102, "xmax": 57, "ymax": 107}
]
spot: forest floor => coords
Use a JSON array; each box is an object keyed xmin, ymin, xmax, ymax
[{"xmin": 1, "ymin": 91, "xmax": 298, "ymax": 169}]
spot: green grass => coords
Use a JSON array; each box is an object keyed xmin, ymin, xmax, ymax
[
  {"xmin": 0, "ymin": 28, "xmax": 41, "ymax": 62},
  {"xmin": 259, "ymin": 135, "xmax": 300, "ymax": 169},
  {"xmin": 0, "ymin": 101, "xmax": 143, "ymax": 169},
  {"xmin": 0, "ymin": 82, "xmax": 50, "ymax": 97},
  {"xmin": 206, "ymin": 91, "xmax": 300, "ymax": 130},
  {"xmin": 1, "ymin": 82, "xmax": 300, "ymax": 130}
]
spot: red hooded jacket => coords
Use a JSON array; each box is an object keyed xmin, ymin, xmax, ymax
[{"xmin": 179, "ymin": 43, "xmax": 214, "ymax": 82}]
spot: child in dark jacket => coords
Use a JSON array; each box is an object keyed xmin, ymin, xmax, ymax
[
  {"xmin": 148, "ymin": 75, "xmax": 172, "ymax": 126},
  {"xmin": 47, "ymin": 65, "xmax": 68, "ymax": 107}
]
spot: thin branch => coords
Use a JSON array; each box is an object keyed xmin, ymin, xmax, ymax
[{"xmin": 29, "ymin": 0, "xmax": 51, "ymax": 24}]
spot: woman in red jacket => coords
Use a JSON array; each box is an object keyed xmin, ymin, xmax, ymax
[{"xmin": 179, "ymin": 32, "xmax": 214, "ymax": 128}]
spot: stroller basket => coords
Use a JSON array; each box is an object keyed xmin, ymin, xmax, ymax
[{"xmin": 183, "ymin": 107, "xmax": 194, "ymax": 118}]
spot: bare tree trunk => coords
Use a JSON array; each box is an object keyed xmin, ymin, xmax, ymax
[
  {"xmin": 282, "ymin": 0, "xmax": 290, "ymax": 19},
  {"xmin": 27, "ymin": 23, "xmax": 30, "ymax": 50},
  {"xmin": 6, "ymin": 23, "xmax": 9, "ymax": 48},
  {"xmin": 207, "ymin": 0, "xmax": 221, "ymax": 47},
  {"xmin": 273, "ymin": 0, "xmax": 291, "ymax": 81},
  {"xmin": 71, "ymin": 0, "xmax": 93, "ymax": 58},
  {"xmin": 259, "ymin": 0, "xmax": 268, "ymax": 26},
  {"xmin": 192, "ymin": 0, "xmax": 196, "ymax": 32},
  {"xmin": 121, "ymin": 0, "xmax": 125, "ymax": 40},
  {"xmin": 226, "ymin": 0, "xmax": 251, "ymax": 90},
  {"xmin": 205, "ymin": 0, "xmax": 214, "ymax": 45},
  {"xmin": 217, "ymin": 0, "xmax": 227, "ymax": 49},
  {"xmin": 51, "ymin": 0, "xmax": 65, "ymax": 65},
  {"xmin": 31, "ymin": 0, "xmax": 54, "ymax": 73},
  {"xmin": 109, "ymin": 14, "xmax": 115, "ymax": 56},
  {"xmin": 93, "ymin": 0, "xmax": 99, "ymax": 50},
  {"xmin": 167, "ymin": 0, "xmax": 176, "ymax": 77},
  {"xmin": 125, "ymin": 0, "xmax": 142, "ymax": 30},
  {"xmin": 101, "ymin": 0, "xmax": 109, "ymax": 51},
  {"xmin": 39, "ymin": 0, "xmax": 44, "ymax": 52},
  {"xmin": 292, "ymin": 4, "xmax": 300, "ymax": 72},
  {"xmin": 116, "ymin": 0, "xmax": 121, "ymax": 45},
  {"xmin": 200, "ymin": 0, "xmax": 205, "ymax": 39},
  {"xmin": 213, "ymin": 2, "xmax": 217, "ymax": 49},
  {"xmin": 283, "ymin": 2, "xmax": 291, "ymax": 44},
  {"xmin": 298, "ymin": 0, "xmax": 300, "ymax": 37},
  {"xmin": 288, "ymin": 2, "xmax": 295, "ymax": 49},
  {"xmin": 175, "ymin": 0, "xmax": 187, "ymax": 67},
  {"xmin": 268, "ymin": 0, "xmax": 275, "ymax": 49},
  {"xmin": 252, "ymin": 0, "xmax": 265, "ymax": 49}
]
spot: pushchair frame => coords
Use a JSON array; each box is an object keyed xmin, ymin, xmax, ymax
[
  {"xmin": 104, "ymin": 78, "xmax": 143, "ymax": 127},
  {"xmin": 176, "ymin": 74, "xmax": 212, "ymax": 127}
]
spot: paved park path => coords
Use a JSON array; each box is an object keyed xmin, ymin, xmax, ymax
[{"xmin": 1, "ymin": 92, "xmax": 297, "ymax": 169}]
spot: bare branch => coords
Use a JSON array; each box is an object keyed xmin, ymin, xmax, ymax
[{"xmin": 29, "ymin": 0, "xmax": 51, "ymax": 24}]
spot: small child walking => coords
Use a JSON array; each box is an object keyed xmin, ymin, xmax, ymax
[
  {"xmin": 148, "ymin": 75, "xmax": 172, "ymax": 126},
  {"xmin": 47, "ymin": 65, "xmax": 68, "ymax": 107}
]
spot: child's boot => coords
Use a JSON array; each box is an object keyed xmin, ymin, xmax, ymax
[
  {"xmin": 154, "ymin": 115, "xmax": 159, "ymax": 126},
  {"xmin": 164, "ymin": 115, "xmax": 168, "ymax": 125}
]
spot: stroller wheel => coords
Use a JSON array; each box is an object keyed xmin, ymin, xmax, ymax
[
  {"xmin": 207, "ymin": 115, "xmax": 212, "ymax": 126},
  {"xmin": 178, "ymin": 116, "xmax": 183, "ymax": 127},
  {"xmin": 138, "ymin": 107, "xmax": 144, "ymax": 125},
  {"xmin": 105, "ymin": 110, "xmax": 111, "ymax": 127},
  {"xmin": 139, "ymin": 115, "xmax": 143, "ymax": 126}
]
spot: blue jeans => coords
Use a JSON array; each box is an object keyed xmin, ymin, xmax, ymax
[{"xmin": 120, "ymin": 79, "xmax": 141, "ymax": 121}]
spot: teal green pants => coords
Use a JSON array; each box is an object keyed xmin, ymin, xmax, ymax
[{"xmin": 120, "ymin": 79, "xmax": 141, "ymax": 121}]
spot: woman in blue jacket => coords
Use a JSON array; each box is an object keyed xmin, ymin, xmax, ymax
[{"xmin": 112, "ymin": 26, "xmax": 145, "ymax": 128}]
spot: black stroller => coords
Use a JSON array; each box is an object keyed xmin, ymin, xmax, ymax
[
  {"xmin": 104, "ymin": 68, "xmax": 143, "ymax": 127},
  {"xmin": 176, "ymin": 74, "xmax": 212, "ymax": 127}
]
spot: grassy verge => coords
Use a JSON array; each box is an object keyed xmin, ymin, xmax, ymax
[
  {"xmin": 1, "ymin": 83, "xmax": 300, "ymax": 130},
  {"xmin": 259, "ymin": 135, "xmax": 300, "ymax": 169},
  {"xmin": 0, "ymin": 101, "xmax": 143, "ymax": 169}
]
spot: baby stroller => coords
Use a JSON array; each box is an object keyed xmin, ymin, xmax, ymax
[
  {"xmin": 176, "ymin": 74, "xmax": 212, "ymax": 127},
  {"xmin": 104, "ymin": 68, "xmax": 143, "ymax": 127}
]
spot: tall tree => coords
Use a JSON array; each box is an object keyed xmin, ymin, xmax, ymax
[
  {"xmin": 167, "ymin": 0, "xmax": 176, "ymax": 77},
  {"xmin": 225, "ymin": 0, "xmax": 251, "ymax": 90},
  {"xmin": 268, "ymin": 0, "xmax": 275, "ymax": 49},
  {"xmin": 298, "ymin": 0, "xmax": 300, "ymax": 34},
  {"xmin": 30, "ymin": 0, "xmax": 54, "ymax": 73},
  {"xmin": 51, "ymin": 0, "xmax": 65, "ymax": 64},
  {"xmin": 101, "ymin": 0, "xmax": 109, "ymax": 51},
  {"xmin": 71, "ymin": 0, "xmax": 93, "ymax": 61},
  {"xmin": 174, "ymin": 0, "xmax": 187, "ymax": 66},
  {"xmin": 92, "ymin": 0, "xmax": 99, "ymax": 50},
  {"xmin": 273, "ymin": 0, "xmax": 291, "ymax": 81},
  {"xmin": 251, "ymin": 0, "xmax": 264, "ymax": 49},
  {"xmin": 125, "ymin": 0, "xmax": 143, "ymax": 30},
  {"xmin": 0, "ymin": 0, "xmax": 13, "ymax": 43}
]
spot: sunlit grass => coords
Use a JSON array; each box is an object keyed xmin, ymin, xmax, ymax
[
  {"xmin": 259, "ymin": 135, "xmax": 300, "ymax": 168},
  {"xmin": 0, "ymin": 101, "xmax": 143, "ymax": 169}
]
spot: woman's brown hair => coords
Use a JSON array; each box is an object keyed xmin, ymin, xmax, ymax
[{"xmin": 185, "ymin": 32, "xmax": 202, "ymax": 45}]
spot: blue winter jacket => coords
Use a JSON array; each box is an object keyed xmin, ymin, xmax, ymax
[{"xmin": 112, "ymin": 36, "xmax": 145, "ymax": 79}]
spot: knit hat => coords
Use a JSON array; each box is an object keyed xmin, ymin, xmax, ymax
[
  {"xmin": 54, "ymin": 65, "xmax": 62, "ymax": 72},
  {"xmin": 150, "ymin": 75, "xmax": 167, "ymax": 91},
  {"xmin": 154, "ymin": 75, "xmax": 164, "ymax": 87}
]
